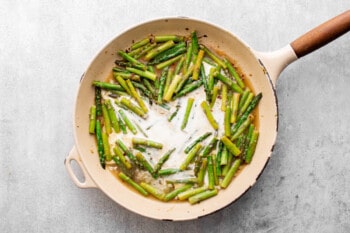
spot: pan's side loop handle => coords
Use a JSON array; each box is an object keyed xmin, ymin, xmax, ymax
[
  {"xmin": 291, "ymin": 10, "xmax": 350, "ymax": 58},
  {"xmin": 65, "ymin": 146, "xmax": 97, "ymax": 189}
]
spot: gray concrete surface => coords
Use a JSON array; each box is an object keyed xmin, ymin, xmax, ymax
[{"xmin": 1, "ymin": 1, "xmax": 349, "ymax": 232}]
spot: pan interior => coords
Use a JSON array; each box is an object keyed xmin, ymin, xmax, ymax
[{"xmin": 73, "ymin": 17, "xmax": 278, "ymax": 221}]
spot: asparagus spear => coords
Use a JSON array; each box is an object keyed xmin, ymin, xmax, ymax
[
  {"xmin": 132, "ymin": 137, "xmax": 163, "ymax": 149},
  {"xmin": 89, "ymin": 105, "xmax": 96, "ymax": 134},
  {"xmin": 95, "ymin": 120, "xmax": 105, "ymax": 169},
  {"xmin": 101, "ymin": 130, "xmax": 111, "ymax": 161},
  {"xmin": 148, "ymin": 42, "xmax": 186, "ymax": 65},
  {"xmin": 200, "ymin": 64, "xmax": 211, "ymax": 102},
  {"xmin": 164, "ymin": 184, "xmax": 192, "ymax": 202},
  {"xmin": 93, "ymin": 81, "xmax": 124, "ymax": 91},
  {"xmin": 207, "ymin": 155, "xmax": 215, "ymax": 190},
  {"xmin": 95, "ymin": 87, "xmax": 102, "ymax": 117},
  {"xmin": 117, "ymin": 113, "xmax": 127, "ymax": 134},
  {"xmin": 115, "ymin": 75, "xmax": 131, "ymax": 95},
  {"xmin": 126, "ymin": 67, "xmax": 157, "ymax": 81},
  {"xmin": 231, "ymin": 114, "xmax": 254, "ymax": 141},
  {"xmin": 119, "ymin": 97, "xmax": 147, "ymax": 119},
  {"xmin": 238, "ymin": 92, "xmax": 254, "ymax": 117},
  {"xmin": 210, "ymin": 84, "xmax": 221, "ymax": 108},
  {"xmin": 220, "ymin": 159, "xmax": 241, "ymax": 188},
  {"xmin": 191, "ymin": 31, "xmax": 199, "ymax": 56},
  {"xmin": 158, "ymin": 168, "xmax": 180, "ymax": 176},
  {"xmin": 191, "ymin": 49, "xmax": 205, "ymax": 80},
  {"xmin": 224, "ymin": 105, "xmax": 232, "ymax": 137},
  {"xmin": 163, "ymin": 74, "xmax": 182, "ymax": 101},
  {"xmin": 175, "ymin": 80, "xmax": 202, "ymax": 98},
  {"xmin": 214, "ymin": 72, "xmax": 243, "ymax": 94},
  {"xmin": 119, "ymin": 172, "xmax": 149, "ymax": 196},
  {"xmin": 130, "ymin": 38, "xmax": 150, "ymax": 50},
  {"xmin": 245, "ymin": 130, "xmax": 259, "ymax": 164},
  {"xmin": 221, "ymin": 84, "xmax": 228, "ymax": 112},
  {"xmin": 201, "ymin": 136, "xmax": 218, "ymax": 157},
  {"xmin": 163, "ymin": 67, "xmax": 174, "ymax": 95},
  {"xmin": 154, "ymin": 35, "xmax": 184, "ymax": 42},
  {"xmin": 157, "ymin": 67, "xmax": 168, "ymax": 104},
  {"xmin": 200, "ymin": 101, "xmax": 219, "ymax": 130},
  {"xmin": 145, "ymin": 40, "xmax": 176, "ymax": 61},
  {"xmin": 225, "ymin": 58, "xmax": 245, "ymax": 89},
  {"xmin": 135, "ymin": 152, "xmax": 154, "ymax": 175},
  {"xmin": 118, "ymin": 109, "xmax": 137, "ymax": 135},
  {"xmin": 183, "ymin": 39, "xmax": 193, "ymax": 74},
  {"xmin": 154, "ymin": 148, "xmax": 176, "ymax": 174},
  {"xmin": 178, "ymin": 186, "xmax": 207, "ymax": 201},
  {"xmin": 221, "ymin": 136, "xmax": 241, "ymax": 157},
  {"xmin": 180, "ymin": 143, "xmax": 202, "ymax": 171},
  {"xmin": 184, "ymin": 132, "xmax": 212, "ymax": 153},
  {"xmin": 156, "ymin": 54, "xmax": 183, "ymax": 70},
  {"xmin": 197, "ymin": 158, "xmax": 208, "ymax": 187},
  {"xmin": 117, "ymin": 139, "xmax": 136, "ymax": 163},
  {"xmin": 113, "ymin": 145, "xmax": 132, "ymax": 169},
  {"xmin": 231, "ymin": 93, "xmax": 240, "ymax": 123},
  {"xmin": 216, "ymin": 141, "xmax": 224, "ymax": 176},
  {"xmin": 105, "ymin": 99, "xmax": 120, "ymax": 133},
  {"xmin": 101, "ymin": 104, "xmax": 112, "ymax": 135},
  {"xmin": 126, "ymin": 79, "xmax": 148, "ymax": 113},
  {"xmin": 118, "ymin": 50, "xmax": 147, "ymax": 70},
  {"xmin": 231, "ymin": 93, "xmax": 262, "ymax": 135},
  {"xmin": 188, "ymin": 189, "xmax": 218, "ymax": 204},
  {"xmin": 168, "ymin": 103, "xmax": 180, "ymax": 122},
  {"xmin": 207, "ymin": 67, "xmax": 216, "ymax": 94},
  {"xmin": 200, "ymin": 45, "xmax": 226, "ymax": 68},
  {"xmin": 140, "ymin": 182, "xmax": 165, "ymax": 200},
  {"xmin": 181, "ymin": 98, "xmax": 194, "ymax": 130}
]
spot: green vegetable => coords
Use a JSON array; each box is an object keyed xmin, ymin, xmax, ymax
[
  {"xmin": 154, "ymin": 148, "xmax": 176, "ymax": 174},
  {"xmin": 89, "ymin": 105, "xmax": 96, "ymax": 134},
  {"xmin": 140, "ymin": 182, "xmax": 165, "ymax": 200},
  {"xmin": 191, "ymin": 49, "xmax": 205, "ymax": 80},
  {"xmin": 200, "ymin": 101, "xmax": 219, "ymax": 130},
  {"xmin": 113, "ymin": 146, "xmax": 132, "ymax": 169},
  {"xmin": 214, "ymin": 72, "xmax": 243, "ymax": 94},
  {"xmin": 132, "ymin": 137, "xmax": 163, "ymax": 149},
  {"xmin": 105, "ymin": 99, "xmax": 120, "ymax": 133},
  {"xmin": 118, "ymin": 109, "xmax": 137, "ymax": 135},
  {"xmin": 245, "ymin": 130, "xmax": 259, "ymax": 164},
  {"xmin": 101, "ymin": 104, "xmax": 112, "ymax": 135},
  {"xmin": 221, "ymin": 136, "xmax": 241, "ymax": 157},
  {"xmin": 119, "ymin": 172, "xmax": 148, "ymax": 196},
  {"xmin": 126, "ymin": 67, "xmax": 157, "ymax": 81},
  {"xmin": 178, "ymin": 186, "xmax": 207, "ymax": 201},
  {"xmin": 119, "ymin": 97, "xmax": 147, "ymax": 119},
  {"xmin": 188, "ymin": 189, "xmax": 218, "ymax": 204},
  {"xmin": 145, "ymin": 40, "xmax": 176, "ymax": 61},
  {"xmin": 95, "ymin": 120, "xmax": 105, "ymax": 169},
  {"xmin": 221, "ymin": 159, "xmax": 241, "ymax": 188},
  {"xmin": 135, "ymin": 152, "xmax": 154, "ymax": 175},
  {"xmin": 181, "ymin": 98, "xmax": 194, "ymax": 130},
  {"xmin": 207, "ymin": 155, "xmax": 215, "ymax": 190},
  {"xmin": 184, "ymin": 132, "xmax": 212, "ymax": 154},
  {"xmin": 180, "ymin": 143, "xmax": 202, "ymax": 171},
  {"xmin": 93, "ymin": 81, "xmax": 124, "ymax": 91},
  {"xmin": 164, "ymin": 184, "xmax": 192, "ymax": 202}
]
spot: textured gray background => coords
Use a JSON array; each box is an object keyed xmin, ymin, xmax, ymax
[{"xmin": 1, "ymin": 1, "xmax": 349, "ymax": 232}]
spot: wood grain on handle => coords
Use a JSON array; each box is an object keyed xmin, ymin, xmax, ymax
[{"xmin": 291, "ymin": 10, "xmax": 350, "ymax": 58}]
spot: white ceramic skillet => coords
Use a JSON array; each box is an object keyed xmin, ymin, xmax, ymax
[{"xmin": 65, "ymin": 11, "xmax": 350, "ymax": 221}]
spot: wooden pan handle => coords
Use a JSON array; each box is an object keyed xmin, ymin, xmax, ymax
[{"xmin": 291, "ymin": 10, "xmax": 350, "ymax": 58}]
